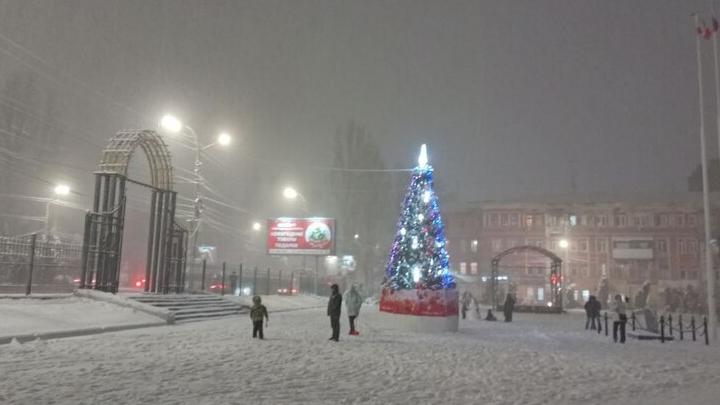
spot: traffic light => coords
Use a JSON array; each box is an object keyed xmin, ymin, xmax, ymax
[{"xmin": 550, "ymin": 273, "xmax": 558, "ymax": 286}]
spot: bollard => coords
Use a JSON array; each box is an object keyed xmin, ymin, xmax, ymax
[
  {"xmin": 25, "ymin": 233, "xmax": 37, "ymax": 296},
  {"xmin": 604, "ymin": 312, "xmax": 609, "ymax": 336},
  {"xmin": 660, "ymin": 315, "xmax": 665, "ymax": 343},
  {"xmin": 668, "ymin": 314, "xmax": 673, "ymax": 336},
  {"xmin": 266, "ymin": 268, "xmax": 270, "ymax": 295},
  {"xmin": 221, "ymin": 262, "xmax": 226, "ymax": 296},
  {"xmin": 704, "ymin": 316, "xmax": 709, "ymax": 346},
  {"xmin": 691, "ymin": 316, "xmax": 697, "ymax": 342},
  {"xmin": 631, "ymin": 312, "xmax": 636, "ymax": 331},
  {"xmin": 200, "ymin": 259, "xmax": 207, "ymax": 291},
  {"xmin": 238, "ymin": 264, "xmax": 243, "ymax": 295},
  {"xmin": 679, "ymin": 314, "xmax": 684, "ymax": 341}
]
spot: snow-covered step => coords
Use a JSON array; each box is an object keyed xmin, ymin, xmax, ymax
[{"xmin": 127, "ymin": 294, "xmax": 246, "ymax": 323}]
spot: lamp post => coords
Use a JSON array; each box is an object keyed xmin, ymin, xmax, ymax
[
  {"xmin": 283, "ymin": 186, "xmax": 316, "ymax": 293},
  {"xmin": 160, "ymin": 114, "xmax": 232, "ymax": 290},
  {"xmin": 46, "ymin": 184, "xmax": 70, "ymax": 236},
  {"xmin": 558, "ymin": 238, "xmax": 569, "ymax": 309}
]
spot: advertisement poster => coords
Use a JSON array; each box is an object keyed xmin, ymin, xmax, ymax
[{"xmin": 267, "ymin": 218, "xmax": 336, "ymax": 255}]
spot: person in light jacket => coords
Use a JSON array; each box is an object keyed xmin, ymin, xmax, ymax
[
  {"xmin": 345, "ymin": 285, "xmax": 363, "ymax": 336},
  {"xmin": 612, "ymin": 294, "xmax": 627, "ymax": 343},
  {"xmin": 327, "ymin": 284, "xmax": 342, "ymax": 342}
]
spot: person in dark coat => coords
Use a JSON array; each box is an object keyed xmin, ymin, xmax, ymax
[
  {"xmin": 585, "ymin": 296, "xmax": 601, "ymax": 330},
  {"xmin": 503, "ymin": 293, "xmax": 515, "ymax": 322},
  {"xmin": 249, "ymin": 296, "xmax": 269, "ymax": 339},
  {"xmin": 327, "ymin": 284, "xmax": 342, "ymax": 341}
]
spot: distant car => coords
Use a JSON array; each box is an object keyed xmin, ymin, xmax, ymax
[
  {"xmin": 209, "ymin": 283, "xmax": 229, "ymax": 294},
  {"xmin": 277, "ymin": 288, "xmax": 299, "ymax": 296}
]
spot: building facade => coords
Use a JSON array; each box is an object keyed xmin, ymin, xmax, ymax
[{"xmin": 445, "ymin": 195, "xmax": 716, "ymax": 306}]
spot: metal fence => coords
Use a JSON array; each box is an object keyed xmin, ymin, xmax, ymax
[
  {"xmin": 591, "ymin": 310, "xmax": 710, "ymax": 345},
  {"xmin": 0, "ymin": 234, "xmax": 83, "ymax": 294},
  {"xmin": 189, "ymin": 260, "xmax": 324, "ymax": 297}
]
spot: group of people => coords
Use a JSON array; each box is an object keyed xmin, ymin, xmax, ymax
[
  {"xmin": 248, "ymin": 283, "xmax": 364, "ymax": 341},
  {"xmin": 584, "ymin": 294, "xmax": 629, "ymax": 343},
  {"xmin": 460, "ymin": 291, "xmax": 515, "ymax": 322}
]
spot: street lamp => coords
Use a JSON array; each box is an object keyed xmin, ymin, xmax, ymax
[
  {"xmin": 283, "ymin": 186, "xmax": 299, "ymax": 201},
  {"xmin": 46, "ymin": 184, "xmax": 71, "ymax": 235},
  {"xmin": 559, "ymin": 239, "xmax": 569, "ymax": 249},
  {"xmin": 159, "ymin": 114, "xmax": 232, "ymax": 290},
  {"xmin": 252, "ymin": 221, "xmax": 262, "ymax": 231}
]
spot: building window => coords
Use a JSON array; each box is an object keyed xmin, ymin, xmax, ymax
[
  {"xmin": 510, "ymin": 214, "xmax": 519, "ymax": 227},
  {"xmin": 676, "ymin": 215, "xmax": 685, "ymax": 227},
  {"xmin": 640, "ymin": 215, "xmax": 651, "ymax": 227},
  {"xmin": 460, "ymin": 262, "xmax": 467, "ymax": 274},
  {"xmin": 489, "ymin": 213, "xmax": 499, "ymax": 227},
  {"xmin": 470, "ymin": 262, "xmax": 478, "ymax": 274},
  {"xmin": 687, "ymin": 214, "xmax": 697, "ymax": 227},
  {"xmin": 599, "ymin": 215, "xmax": 609, "ymax": 227},
  {"xmin": 656, "ymin": 239, "xmax": 668, "ymax": 253},
  {"xmin": 678, "ymin": 239, "xmax": 687, "ymax": 255},
  {"xmin": 470, "ymin": 239, "xmax": 478, "ymax": 252},
  {"xmin": 491, "ymin": 239, "xmax": 502, "ymax": 252},
  {"xmin": 569, "ymin": 215, "xmax": 577, "ymax": 227},
  {"xmin": 597, "ymin": 239, "xmax": 608, "ymax": 253},
  {"xmin": 525, "ymin": 215, "xmax": 533, "ymax": 228},
  {"xmin": 460, "ymin": 239, "xmax": 467, "ymax": 253},
  {"xmin": 500, "ymin": 214, "xmax": 509, "ymax": 226},
  {"xmin": 688, "ymin": 239, "xmax": 698, "ymax": 255},
  {"xmin": 616, "ymin": 215, "xmax": 628, "ymax": 227},
  {"xmin": 578, "ymin": 240, "xmax": 588, "ymax": 252},
  {"xmin": 659, "ymin": 214, "xmax": 669, "ymax": 227}
]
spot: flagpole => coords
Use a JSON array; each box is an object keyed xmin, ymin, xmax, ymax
[{"xmin": 694, "ymin": 13, "xmax": 717, "ymax": 342}]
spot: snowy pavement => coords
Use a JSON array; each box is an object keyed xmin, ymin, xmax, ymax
[
  {"xmin": 0, "ymin": 296, "xmax": 165, "ymax": 342},
  {"xmin": 2, "ymin": 304, "xmax": 720, "ymax": 405}
]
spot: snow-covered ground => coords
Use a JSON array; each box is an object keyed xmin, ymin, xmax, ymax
[
  {"xmin": 226, "ymin": 293, "xmax": 327, "ymax": 312},
  {"xmin": 2, "ymin": 303, "xmax": 720, "ymax": 405},
  {"xmin": 0, "ymin": 296, "xmax": 164, "ymax": 339}
]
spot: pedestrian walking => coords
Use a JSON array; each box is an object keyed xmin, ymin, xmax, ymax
[
  {"xmin": 250, "ymin": 296, "xmax": 269, "ymax": 340},
  {"xmin": 612, "ymin": 294, "xmax": 627, "ymax": 343},
  {"xmin": 461, "ymin": 291, "xmax": 469, "ymax": 319},
  {"xmin": 327, "ymin": 284, "xmax": 342, "ymax": 342},
  {"xmin": 503, "ymin": 293, "xmax": 515, "ymax": 322},
  {"xmin": 345, "ymin": 284, "xmax": 363, "ymax": 335},
  {"xmin": 585, "ymin": 296, "xmax": 601, "ymax": 330}
]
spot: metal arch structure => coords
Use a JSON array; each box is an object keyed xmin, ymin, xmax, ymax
[
  {"xmin": 490, "ymin": 245, "xmax": 563, "ymax": 311},
  {"xmin": 80, "ymin": 130, "xmax": 188, "ymax": 294},
  {"xmin": 98, "ymin": 130, "xmax": 174, "ymax": 190}
]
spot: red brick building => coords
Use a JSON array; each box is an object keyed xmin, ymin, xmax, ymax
[{"xmin": 444, "ymin": 194, "xmax": 717, "ymax": 306}]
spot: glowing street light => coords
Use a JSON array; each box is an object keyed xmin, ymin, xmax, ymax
[
  {"xmin": 559, "ymin": 239, "xmax": 569, "ymax": 249},
  {"xmin": 53, "ymin": 184, "xmax": 70, "ymax": 196},
  {"xmin": 354, "ymin": 234, "xmax": 360, "ymax": 240},
  {"xmin": 252, "ymin": 221, "xmax": 262, "ymax": 231},
  {"xmin": 218, "ymin": 132, "xmax": 232, "ymax": 146},
  {"xmin": 283, "ymin": 186, "xmax": 299, "ymax": 200},
  {"xmin": 160, "ymin": 114, "xmax": 183, "ymax": 133}
]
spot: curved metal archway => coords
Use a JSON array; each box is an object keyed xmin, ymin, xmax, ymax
[
  {"xmin": 98, "ymin": 130, "xmax": 174, "ymax": 190},
  {"xmin": 81, "ymin": 130, "xmax": 187, "ymax": 294},
  {"xmin": 490, "ymin": 245, "xmax": 563, "ymax": 311}
]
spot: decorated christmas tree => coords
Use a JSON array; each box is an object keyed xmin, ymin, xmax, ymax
[{"xmin": 380, "ymin": 145, "xmax": 458, "ymax": 331}]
